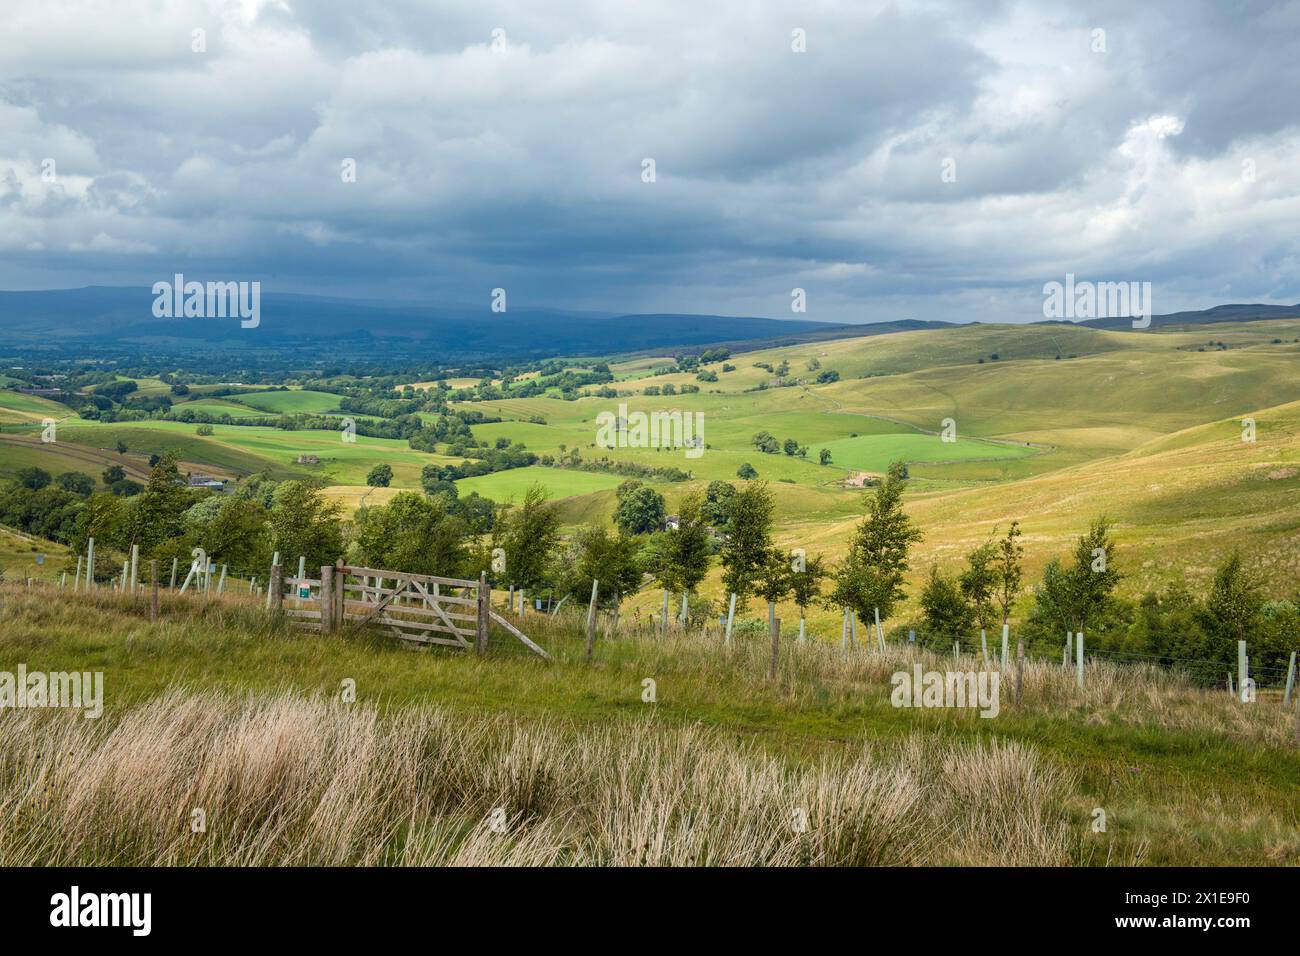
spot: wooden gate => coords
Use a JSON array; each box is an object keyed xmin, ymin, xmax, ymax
[{"xmin": 280, "ymin": 563, "xmax": 548, "ymax": 659}]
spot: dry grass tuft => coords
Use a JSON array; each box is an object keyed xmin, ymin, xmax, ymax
[{"xmin": 0, "ymin": 689, "xmax": 1078, "ymax": 866}]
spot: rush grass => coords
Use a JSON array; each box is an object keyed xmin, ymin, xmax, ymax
[{"xmin": 0, "ymin": 584, "xmax": 1296, "ymax": 866}]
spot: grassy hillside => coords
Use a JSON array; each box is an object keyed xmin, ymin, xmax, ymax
[
  {"xmin": 5, "ymin": 318, "xmax": 1299, "ymax": 625},
  {"xmin": 0, "ymin": 585, "xmax": 1294, "ymax": 866}
]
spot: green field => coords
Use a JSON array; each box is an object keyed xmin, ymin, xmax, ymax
[
  {"xmin": 0, "ymin": 388, "xmax": 73, "ymax": 423},
  {"xmin": 809, "ymin": 432, "xmax": 1039, "ymax": 473},
  {"xmin": 228, "ymin": 389, "xmax": 344, "ymax": 415},
  {"xmin": 455, "ymin": 465, "xmax": 625, "ymax": 501}
]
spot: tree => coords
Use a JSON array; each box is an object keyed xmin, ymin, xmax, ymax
[
  {"xmin": 558, "ymin": 526, "xmax": 644, "ymax": 609},
  {"xmin": 782, "ymin": 438, "xmax": 799, "ymax": 456},
  {"xmin": 751, "ymin": 431, "xmax": 780, "ymax": 454},
  {"xmin": 182, "ymin": 496, "xmax": 270, "ymax": 573},
  {"xmin": 15, "ymin": 467, "xmax": 51, "ymax": 490},
  {"xmin": 920, "ymin": 567, "xmax": 975, "ymax": 639},
  {"xmin": 115, "ymin": 439, "xmax": 128, "ymax": 455},
  {"xmin": 755, "ymin": 546, "xmax": 792, "ymax": 628},
  {"xmin": 1064, "ymin": 517, "xmax": 1121, "ymax": 633},
  {"xmin": 720, "ymin": 481, "xmax": 774, "ymax": 611},
  {"xmin": 816, "ymin": 369, "xmax": 840, "ymax": 384},
  {"xmin": 118, "ymin": 452, "xmax": 189, "ymax": 557},
  {"xmin": 994, "ymin": 521, "xmax": 1024, "ymax": 625},
  {"xmin": 613, "ymin": 484, "xmax": 666, "ymax": 535},
  {"xmin": 658, "ymin": 493, "xmax": 711, "ymax": 598},
  {"xmin": 450, "ymin": 491, "xmax": 496, "ymax": 535},
  {"xmin": 736, "ymin": 462, "xmax": 758, "ymax": 480},
  {"xmin": 352, "ymin": 491, "xmax": 467, "ymax": 577},
  {"xmin": 702, "ymin": 480, "xmax": 736, "ymax": 529},
  {"xmin": 788, "ymin": 553, "xmax": 827, "ymax": 624},
  {"xmin": 54, "ymin": 472, "xmax": 95, "ymax": 496},
  {"xmin": 266, "ymin": 480, "xmax": 345, "ymax": 573},
  {"xmin": 196, "ymin": 424, "xmax": 214, "ymax": 436},
  {"xmin": 959, "ymin": 539, "xmax": 998, "ymax": 631},
  {"xmin": 420, "ymin": 463, "xmax": 458, "ymax": 499},
  {"xmin": 493, "ymin": 483, "xmax": 562, "ymax": 591},
  {"xmin": 102, "ymin": 464, "xmax": 126, "ymax": 485},
  {"xmin": 830, "ymin": 460, "xmax": 922, "ymax": 624},
  {"xmin": 366, "ymin": 463, "xmax": 393, "ymax": 487},
  {"xmin": 1203, "ymin": 550, "xmax": 1263, "ymax": 654},
  {"xmin": 819, "ymin": 448, "xmax": 832, "ymax": 465}
]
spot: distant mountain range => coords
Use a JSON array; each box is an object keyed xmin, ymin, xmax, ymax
[
  {"xmin": 1071, "ymin": 302, "xmax": 1300, "ymax": 330},
  {"xmin": 0, "ymin": 287, "xmax": 1295, "ymax": 361}
]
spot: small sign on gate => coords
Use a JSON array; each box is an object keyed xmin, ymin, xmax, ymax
[{"xmin": 298, "ymin": 585, "xmax": 311, "ymax": 599}]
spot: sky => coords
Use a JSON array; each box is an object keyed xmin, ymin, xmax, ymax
[{"xmin": 1, "ymin": 0, "xmax": 1299, "ymax": 324}]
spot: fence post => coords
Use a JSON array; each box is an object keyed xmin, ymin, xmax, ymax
[
  {"xmin": 661, "ymin": 590, "xmax": 669, "ymax": 638},
  {"xmin": 1001, "ymin": 624, "xmax": 1009, "ymax": 669},
  {"xmin": 1238, "ymin": 640, "xmax": 1249, "ymax": 704},
  {"xmin": 725, "ymin": 593, "xmax": 737, "ymax": 645},
  {"xmin": 269, "ymin": 564, "xmax": 283, "ymax": 613},
  {"xmin": 1283, "ymin": 651, "xmax": 1296, "ymax": 708},
  {"xmin": 1015, "ymin": 629, "xmax": 1024, "ymax": 707},
  {"xmin": 320, "ymin": 565, "xmax": 334, "ymax": 633},
  {"xmin": 150, "ymin": 560, "xmax": 158, "ymax": 622},
  {"xmin": 475, "ymin": 571, "xmax": 490, "ymax": 654},
  {"xmin": 217, "ymin": 564, "xmax": 227, "ymax": 595},
  {"xmin": 74, "ymin": 555, "xmax": 82, "ymax": 590},
  {"xmin": 769, "ymin": 616, "xmax": 781, "ymax": 680},
  {"xmin": 585, "ymin": 579, "xmax": 599, "ymax": 661},
  {"xmin": 334, "ymin": 559, "xmax": 345, "ymax": 626},
  {"xmin": 86, "ymin": 537, "xmax": 94, "ymax": 591},
  {"xmin": 1076, "ymin": 631, "xmax": 1085, "ymax": 690}
]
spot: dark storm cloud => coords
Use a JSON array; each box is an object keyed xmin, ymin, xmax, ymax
[{"xmin": 0, "ymin": 0, "xmax": 1298, "ymax": 322}]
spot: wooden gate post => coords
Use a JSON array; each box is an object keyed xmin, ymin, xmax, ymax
[
  {"xmin": 320, "ymin": 565, "xmax": 334, "ymax": 633},
  {"xmin": 269, "ymin": 564, "xmax": 283, "ymax": 613},
  {"xmin": 150, "ymin": 560, "xmax": 158, "ymax": 622},
  {"xmin": 336, "ymin": 562, "xmax": 346, "ymax": 624},
  {"xmin": 475, "ymin": 571, "xmax": 490, "ymax": 654}
]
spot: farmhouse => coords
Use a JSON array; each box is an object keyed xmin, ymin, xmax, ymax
[
  {"xmin": 187, "ymin": 474, "xmax": 226, "ymax": 491},
  {"xmin": 296, "ymin": 454, "xmax": 319, "ymax": 465},
  {"xmin": 844, "ymin": 472, "xmax": 877, "ymax": 489}
]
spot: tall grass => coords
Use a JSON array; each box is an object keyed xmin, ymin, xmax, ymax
[{"xmin": 0, "ymin": 690, "xmax": 1083, "ymax": 866}]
